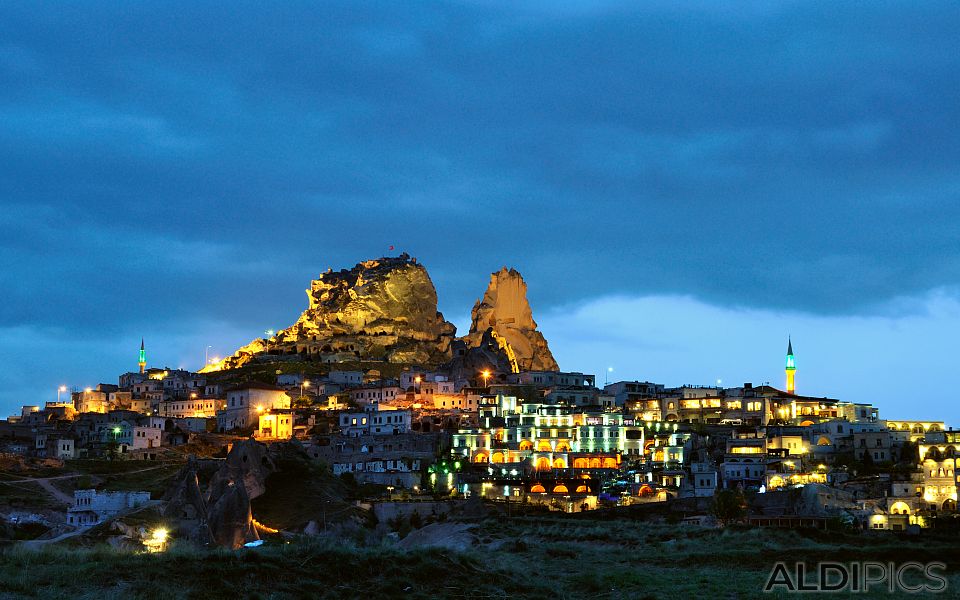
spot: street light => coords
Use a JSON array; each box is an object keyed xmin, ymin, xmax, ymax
[
  {"xmin": 301, "ymin": 379, "xmax": 311, "ymax": 402},
  {"xmin": 414, "ymin": 375, "xmax": 421, "ymax": 395},
  {"xmin": 481, "ymin": 370, "xmax": 491, "ymax": 388},
  {"xmin": 57, "ymin": 385, "xmax": 67, "ymax": 404},
  {"xmin": 205, "ymin": 345, "xmax": 212, "ymax": 365}
]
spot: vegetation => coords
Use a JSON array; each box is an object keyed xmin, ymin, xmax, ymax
[
  {"xmin": 710, "ymin": 489, "xmax": 747, "ymax": 526},
  {"xmin": 1, "ymin": 516, "xmax": 958, "ymax": 598}
]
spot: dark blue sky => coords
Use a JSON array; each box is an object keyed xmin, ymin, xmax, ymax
[{"xmin": 1, "ymin": 2, "xmax": 958, "ymax": 424}]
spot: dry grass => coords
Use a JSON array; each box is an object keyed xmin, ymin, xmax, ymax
[{"xmin": 2, "ymin": 515, "xmax": 958, "ymax": 599}]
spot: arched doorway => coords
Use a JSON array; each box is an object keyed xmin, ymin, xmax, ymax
[
  {"xmin": 890, "ymin": 501, "xmax": 911, "ymax": 515},
  {"xmin": 535, "ymin": 457, "xmax": 551, "ymax": 471}
]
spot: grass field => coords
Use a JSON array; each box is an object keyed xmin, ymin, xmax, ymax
[{"xmin": 0, "ymin": 516, "xmax": 957, "ymax": 599}]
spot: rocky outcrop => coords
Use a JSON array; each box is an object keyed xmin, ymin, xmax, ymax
[
  {"xmin": 203, "ymin": 254, "xmax": 457, "ymax": 371},
  {"xmin": 461, "ymin": 267, "xmax": 558, "ymax": 372},
  {"xmin": 163, "ymin": 441, "xmax": 280, "ymax": 549},
  {"xmin": 207, "ymin": 480, "xmax": 259, "ymax": 549},
  {"xmin": 445, "ymin": 329, "xmax": 514, "ymax": 382},
  {"xmin": 162, "ymin": 460, "xmax": 211, "ymax": 543}
]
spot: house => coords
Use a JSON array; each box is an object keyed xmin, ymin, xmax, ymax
[
  {"xmin": 256, "ymin": 410, "xmax": 294, "ymax": 440},
  {"xmin": 328, "ymin": 370, "xmax": 363, "ymax": 386},
  {"xmin": 216, "ymin": 383, "xmax": 291, "ymax": 432},
  {"xmin": 339, "ymin": 407, "xmax": 411, "ymax": 437},
  {"xmin": 158, "ymin": 396, "xmax": 223, "ymax": 419},
  {"xmin": 67, "ymin": 489, "xmax": 151, "ymax": 526},
  {"xmin": 721, "ymin": 429, "xmax": 768, "ymax": 489},
  {"xmin": 349, "ymin": 385, "xmax": 403, "ymax": 407},
  {"xmin": 853, "ymin": 429, "xmax": 892, "ymax": 463},
  {"xmin": 73, "ymin": 389, "xmax": 109, "ymax": 414},
  {"xmin": 689, "ymin": 462, "xmax": 719, "ymax": 497},
  {"xmin": 307, "ymin": 432, "xmax": 437, "ymax": 488}
]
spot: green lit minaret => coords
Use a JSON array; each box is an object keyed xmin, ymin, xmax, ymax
[
  {"xmin": 139, "ymin": 338, "xmax": 146, "ymax": 374},
  {"xmin": 785, "ymin": 337, "xmax": 796, "ymax": 394}
]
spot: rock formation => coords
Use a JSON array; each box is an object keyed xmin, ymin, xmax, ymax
[
  {"xmin": 163, "ymin": 440, "xmax": 283, "ymax": 549},
  {"xmin": 461, "ymin": 267, "xmax": 558, "ymax": 372},
  {"xmin": 203, "ymin": 254, "xmax": 457, "ymax": 371},
  {"xmin": 163, "ymin": 440, "xmax": 358, "ymax": 548}
]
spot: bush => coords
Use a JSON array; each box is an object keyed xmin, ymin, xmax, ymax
[{"xmin": 710, "ymin": 489, "xmax": 747, "ymax": 526}]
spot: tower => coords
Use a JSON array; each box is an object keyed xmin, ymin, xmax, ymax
[
  {"xmin": 139, "ymin": 338, "xmax": 146, "ymax": 374},
  {"xmin": 785, "ymin": 337, "xmax": 796, "ymax": 394}
]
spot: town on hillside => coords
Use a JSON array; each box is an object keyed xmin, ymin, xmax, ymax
[{"xmin": 1, "ymin": 334, "xmax": 956, "ymax": 550}]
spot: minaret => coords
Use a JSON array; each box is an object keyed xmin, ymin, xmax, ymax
[
  {"xmin": 139, "ymin": 338, "xmax": 147, "ymax": 374},
  {"xmin": 785, "ymin": 337, "xmax": 796, "ymax": 394}
]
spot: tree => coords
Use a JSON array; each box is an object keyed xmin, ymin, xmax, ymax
[
  {"xmin": 897, "ymin": 441, "xmax": 918, "ymax": 464},
  {"xmin": 859, "ymin": 450, "xmax": 876, "ymax": 476},
  {"xmin": 711, "ymin": 489, "xmax": 747, "ymax": 526}
]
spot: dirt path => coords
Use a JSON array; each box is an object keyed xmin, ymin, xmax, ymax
[
  {"xmin": 0, "ymin": 463, "xmax": 171, "ymax": 484},
  {"xmin": 35, "ymin": 479, "xmax": 72, "ymax": 505}
]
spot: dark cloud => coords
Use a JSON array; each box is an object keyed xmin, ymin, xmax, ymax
[{"xmin": 1, "ymin": 1, "xmax": 958, "ymax": 410}]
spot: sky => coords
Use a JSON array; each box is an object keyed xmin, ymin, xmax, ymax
[{"xmin": 1, "ymin": 2, "xmax": 958, "ymax": 425}]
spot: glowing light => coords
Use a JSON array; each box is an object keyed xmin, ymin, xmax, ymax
[
  {"xmin": 58, "ymin": 385, "xmax": 67, "ymax": 393},
  {"xmin": 112, "ymin": 427, "xmax": 121, "ymax": 435},
  {"xmin": 256, "ymin": 405, "xmax": 264, "ymax": 413},
  {"xmin": 152, "ymin": 528, "xmax": 168, "ymax": 542},
  {"xmin": 251, "ymin": 518, "xmax": 279, "ymax": 534},
  {"xmin": 84, "ymin": 387, "xmax": 92, "ymax": 393}
]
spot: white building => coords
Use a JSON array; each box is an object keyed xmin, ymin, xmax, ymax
[
  {"xmin": 217, "ymin": 383, "xmax": 291, "ymax": 432},
  {"xmin": 689, "ymin": 462, "xmax": 719, "ymax": 497},
  {"xmin": 349, "ymin": 386, "xmax": 403, "ymax": 406},
  {"xmin": 329, "ymin": 370, "xmax": 363, "ymax": 386},
  {"xmin": 158, "ymin": 396, "xmax": 223, "ymax": 419},
  {"xmin": 339, "ymin": 408, "xmax": 411, "ymax": 437},
  {"xmin": 67, "ymin": 489, "xmax": 151, "ymax": 526}
]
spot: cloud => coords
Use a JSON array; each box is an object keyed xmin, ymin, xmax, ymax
[{"xmin": 0, "ymin": 2, "xmax": 958, "ymax": 413}]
